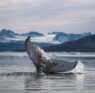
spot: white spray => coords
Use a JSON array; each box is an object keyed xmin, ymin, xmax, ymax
[{"xmin": 71, "ymin": 60, "xmax": 84, "ymax": 73}]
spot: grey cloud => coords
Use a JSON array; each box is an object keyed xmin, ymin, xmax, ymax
[{"xmin": 0, "ymin": 0, "xmax": 95, "ymax": 33}]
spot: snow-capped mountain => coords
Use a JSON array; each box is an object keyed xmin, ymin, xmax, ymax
[
  {"xmin": 0, "ymin": 29, "xmax": 93, "ymax": 52},
  {"xmin": 50, "ymin": 32, "xmax": 91, "ymax": 43},
  {"xmin": 0, "ymin": 29, "xmax": 43, "ymax": 42},
  {"xmin": 0, "ymin": 29, "xmax": 91, "ymax": 43},
  {"xmin": 0, "ymin": 29, "xmax": 17, "ymax": 42},
  {"xmin": 44, "ymin": 35, "xmax": 95, "ymax": 52},
  {"xmin": 0, "ymin": 29, "xmax": 60, "ymax": 44},
  {"xmin": 0, "ymin": 29, "xmax": 15, "ymax": 38}
]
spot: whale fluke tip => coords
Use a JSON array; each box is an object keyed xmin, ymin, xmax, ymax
[{"xmin": 25, "ymin": 36, "xmax": 31, "ymax": 46}]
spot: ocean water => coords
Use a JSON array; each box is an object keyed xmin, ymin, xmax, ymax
[{"xmin": 0, "ymin": 52, "xmax": 95, "ymax": 93}]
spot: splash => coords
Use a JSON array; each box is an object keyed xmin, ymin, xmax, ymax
[{"xmin": 71, "ymin": 60, "xmax": 84, "ymax": 73}]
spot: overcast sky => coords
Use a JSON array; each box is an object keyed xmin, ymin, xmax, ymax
[{"xmin": 0, "ymin": 0, "xmax": 95, "ymax": 33}]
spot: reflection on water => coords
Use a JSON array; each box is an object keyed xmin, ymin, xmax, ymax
[
  {"xmin": 0, "ymin": 52, "xmax": 95, "ymax": 93},
  {"xmin": 0, "ymin": 72, "xmax": 85, "ymax": 93},
  {"xmin": 25, "ymin": 73, "xmax": 77, "ymax": 91}
]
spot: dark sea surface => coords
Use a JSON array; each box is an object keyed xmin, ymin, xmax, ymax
[{"xmin": 0, "ymin": 52, "xmax": 95, "ymax": 93}]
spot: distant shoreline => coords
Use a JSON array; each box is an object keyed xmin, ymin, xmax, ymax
[{"xmin": 0, "ymin": 51, "xmax": 95, "ymax": 58}]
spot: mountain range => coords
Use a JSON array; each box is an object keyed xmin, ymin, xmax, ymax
[
  {"xmin": 0, "ymin": 28, "xmax": 94, "ymax": 52},
  {"xmin": 0, "ymin": 29, "xmax": 91, "ymax": 42},
  {"xmin": 50, "ymin": 32, "xmax": 91, "ymax": 42},
  {"xmin": 0, "ymin": 29, "xmax": 44, "ymax": 39},
  {"xmin": 44, "ymin": 35, "xmax": 95, "ymax": 52}
]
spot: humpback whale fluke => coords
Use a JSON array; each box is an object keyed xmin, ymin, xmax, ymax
[{"xmin": 25, "ymin": 36, "xmax": 78, "ymax": 73}]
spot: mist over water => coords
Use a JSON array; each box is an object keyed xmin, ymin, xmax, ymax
[{"xmin": 0, "ymin": 52, "xmax": 95, "ymax": 93}]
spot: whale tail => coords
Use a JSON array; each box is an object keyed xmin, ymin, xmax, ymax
[{"xmin": 25, "ymin": 36, "xmax": 78, "ymax": 73}]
